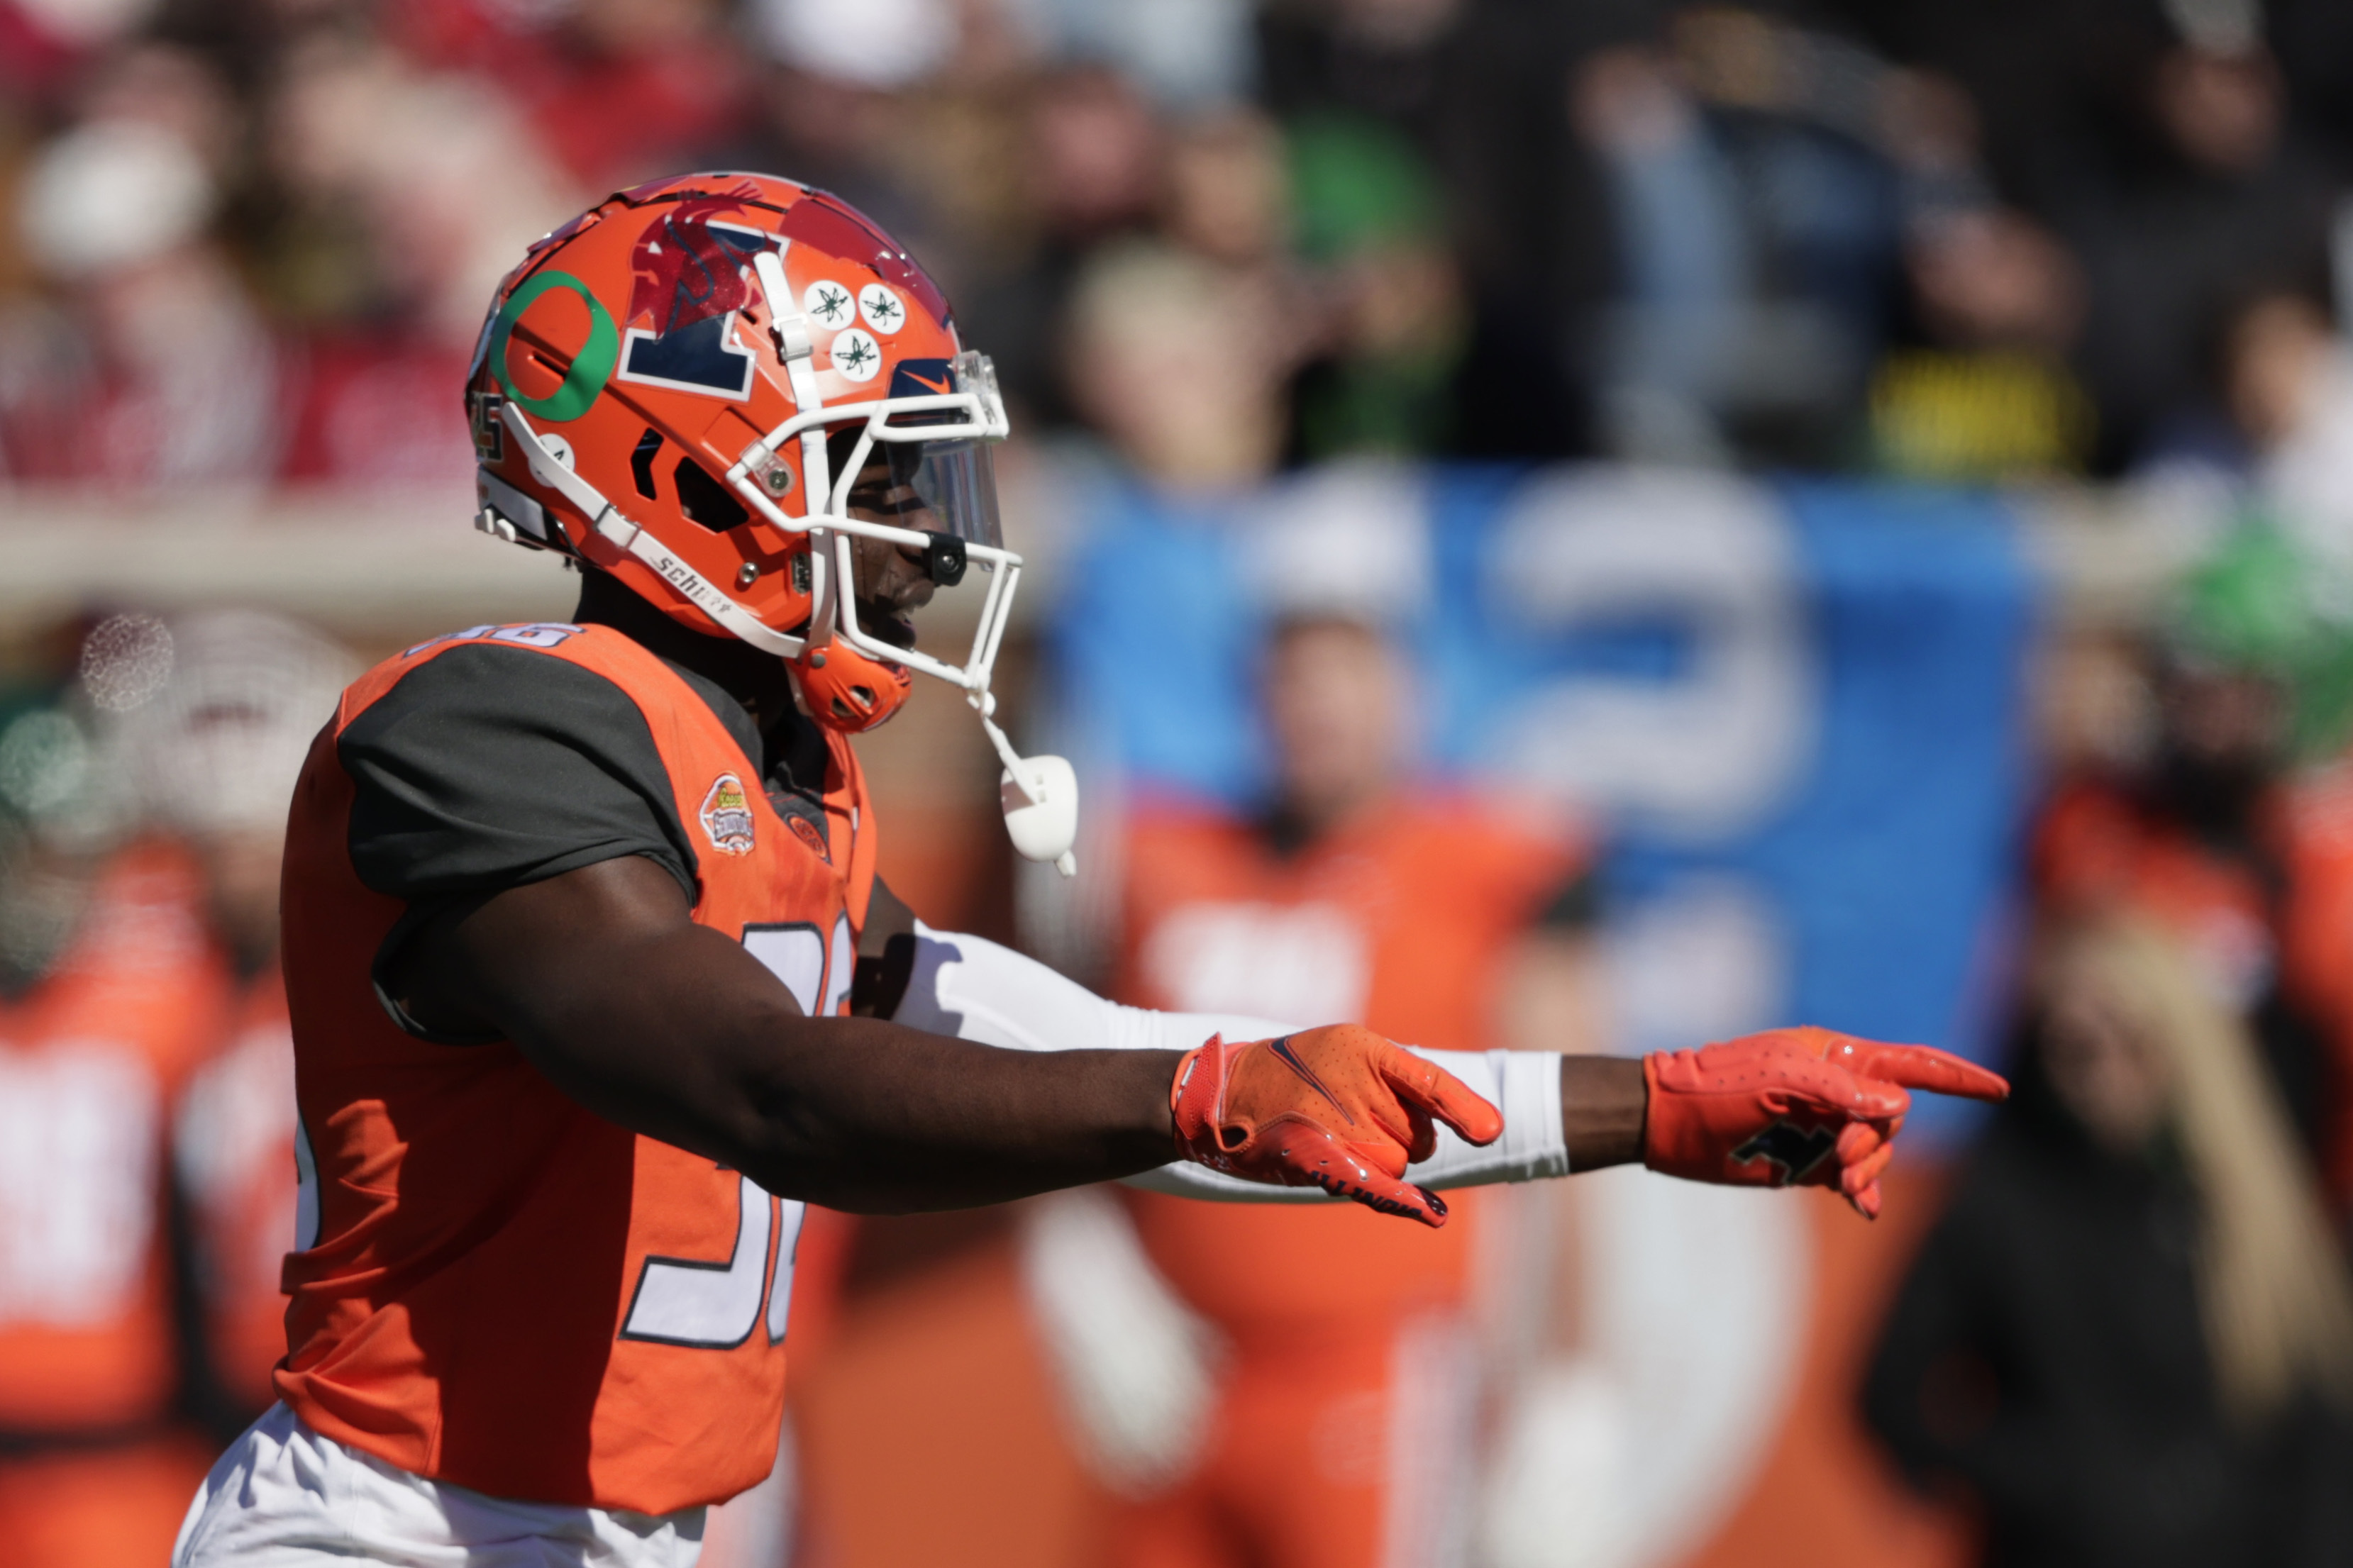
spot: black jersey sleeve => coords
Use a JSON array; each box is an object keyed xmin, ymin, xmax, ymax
[{"xmin": 338, "ymin": 643, "xmax": 703, "ymax": 906}]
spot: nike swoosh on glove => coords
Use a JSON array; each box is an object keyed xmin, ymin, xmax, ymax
[
  {"xmin": 1642, "ymin": 1025, "xmax": 2009, "ymax": 1218},
  {"xmin": 1170, "ymin": 1024, "xmax": 1505, "ymax": 1227}
]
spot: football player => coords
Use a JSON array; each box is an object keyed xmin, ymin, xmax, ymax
[
  {"xmin": 0, "ymin": 682, "xmax": 225, "ymax": 1568},
  {"xmin": 143, "ymin": 613, "xmax": 360, "ymax": 1423},
  {"xmin": 170, "ymin": 172, "xmax": 2005, "ymax": 1567},
  {"xmin": 1095, "ymin": 611, "xmax": 1604, "ymax": 1568}
]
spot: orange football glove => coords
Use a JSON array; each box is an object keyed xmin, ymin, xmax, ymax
[
  {"xmin": 1170, "ymin": 1023, "xmax": 1505, "ymax": 1228},
  {"xmin": 1642, "ymin": 1025, "xmax": 2008, "ymax": 1218}
]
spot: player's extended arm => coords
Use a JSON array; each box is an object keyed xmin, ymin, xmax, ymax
[
  {"xmin": 382, "ymin": 855, "xmax": 1495, "ymax": 1221},
  {"xmin": 860, "ymin": 888, "xmax": 2004, "ymax": 1214},
  {"xmin": 860, "ymin": 894, "xmax": 1637, "ymax": 1196}
]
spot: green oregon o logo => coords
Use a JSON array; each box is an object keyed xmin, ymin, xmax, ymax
[{"xmin": 491, "ymin": 270, "xmax": 617, "ymax": 422}]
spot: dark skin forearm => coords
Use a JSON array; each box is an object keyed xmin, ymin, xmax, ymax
[
  {"xmin": 1562, "ymin": 1055, "xmax": 1647, "ymax": 1172},
  {"xmin": 854, "ymin": 879, "xmax": 1654, "ymax": 1177},
  {"xmin": 389, "ymin": 855, "xmax": 1179, "ymax": 1213}
]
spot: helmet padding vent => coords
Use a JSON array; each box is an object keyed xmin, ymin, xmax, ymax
[
  {"xmin": 673, "ymin": 456, "xmax": 748, "ymax": 531},
  {"xmin": 631, "ymin": 428, "xmax": 663, "ymax": 500}
]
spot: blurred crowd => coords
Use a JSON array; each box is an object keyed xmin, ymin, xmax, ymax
[{"xmin": 4, "ymin": 0, "xmax": 2353, "ymax": 499}]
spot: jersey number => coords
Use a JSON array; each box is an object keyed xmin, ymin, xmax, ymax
[
  {"xmin": 620, "ymin": 1177, "xmax": 806, "ymax": 1347},
  {"xmin": 614, "ymin": 914, "xmax": 851, "ymax": 1347}
]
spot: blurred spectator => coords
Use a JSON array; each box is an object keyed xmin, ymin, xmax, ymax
[
  {"xmin": 956, "ymin": 62, "xmax": 1167, "ymax": 428},
  {"xmin": 1283, "ymin": 113, "xmax": 1470, "ymax": 460},
  {"xmin": 260, "ymin": 28, "xmax": 577, "ymax": 486},
  {"xmin": 1032, "ymin": 611, "xmax": 1598, "ymax": 1568},
  {"xmin": 1570, "ymin": 40, "xmax": 1755, "ymax": 467},
  {"xmin": 0, "ymin": 0, "xmax": 163, "ymax": 96},
  {"xmin": 1023, "ymin": 0, "xmax": 1254, "ymax": 111},
  {"xmin": 1869, "ymin": 206, "xmax": 2096, "ymax": 482},
  {"xmin": 729, "ymin": 0, "xmax": 965, "ymax": 247},
  {"xmin": 1259, "ymin": 0, "xmax": 1621, "ymax": 460},
  {"xmin": 1166, "ymin": 104, "xmax": 1292, "ymax": 267},
  {"xmin": 2, "ymin": 76, "xmax": 278, "ymax": 486},
  {"xmin": 2034, "ymin": 524, "xmax": 2353, "ymax": 1203},
  {"xmin": 387, "ymin": 0, "xmax": 748, "ymax": 192},
  {"xmin": 126, "ymin": 613, "xmax": 357, "ymax": 1426},
  {"xmin": 1063, "ymin": 238, "xmax": 1299, "ymax": 491},
  {"xmin": 2271, "ymin": 0, "xmax": 2353, "ymax": 178},
  {"xmin": 0, "ymin": 656, "xmax": 224, "ymax": 1568},
  {"xmin": 1256, "ymin": 0, "xmax": 1469, "ymax": 136},
  {"xmin": 1568, "ymin": 10, "xmax": 1965, "ymax": 468},
  {"xmin": 2218, "ymin": 288, "xmax": 2353, "ymax": 573},
  {"xmin": 1866, "ymin": 913, "xmax": 2353, "ymax": 1567},
  {"xmin": 2076, "ymin": 18, "xmax": 2337, "ymax": 472}
]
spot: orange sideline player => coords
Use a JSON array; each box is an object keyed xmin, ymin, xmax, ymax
[
  {"xmin": 151, "ymin": 615, "xmax": 360, "ymax": 1421},
  {"xmin": 0, "ymin": 687, "xmax": 225, "ymax": 1568},
  {"xmin": 1104, "ymin": 613, "xmax": 1602, "ymax": 1568}
]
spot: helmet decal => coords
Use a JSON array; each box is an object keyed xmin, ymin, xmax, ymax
[
  {"xmin": 491, "ymin": 271, "xmax": 617, "ymax": 423},
  {"xmin": 830, "ymin": 328, "xmax": 882, "ymax": 382},
  {"xmin": 858, "ymin": 284, "xmax": 905, "ymax": 334},
  {"xmin": 776, "ymin": 191, "xmax": 950, "ymax": 327},
  {"xmin": 804, "ymin": 279, "xmax": 856, "ymax": 330},
  {"xmin": 617, "ymin": 198, "xmax": 780, "ymax": 401},
  {"xmin": 887, "ymin": 358, "xmax": 954, "ymax": 399},
  {"xmin": 627, "ymin": 197, "xmax": 765, "ymax": 335}
]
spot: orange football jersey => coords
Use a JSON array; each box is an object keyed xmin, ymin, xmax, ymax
[
  {"xmin": 0, "ymin": 840, "xmax": 223, "ymax": 1432},
  {"xmin": 275, "ymin": 622, "xmax": 875, "ymax": 1515},
  {"xmin": 1112, "ymin": 791, "xmax": 1585, "ymax": 1335}
]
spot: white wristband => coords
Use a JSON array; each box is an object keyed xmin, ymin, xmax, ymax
[{"xmin": 896, "ymin": 923, "xmax": 1571, "ymax": 1200}]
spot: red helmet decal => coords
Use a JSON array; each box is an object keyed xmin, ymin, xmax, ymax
[
  {"xmin": 628, "ymin": 196, "xmax": 765, "ymax": 338},
  {"xmin": 618, "ymin": 196, "xmax": 781, "ymax": 401},
  {"xmin": 778, "ymin": 192, "xmax": 950, "ymax": 328}
]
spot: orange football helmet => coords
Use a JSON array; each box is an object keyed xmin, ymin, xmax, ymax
[{"xmin": 466, "ymin": 172, "xmax": 1076, "ymax": 869}]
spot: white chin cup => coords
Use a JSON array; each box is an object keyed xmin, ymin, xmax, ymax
[{"xmin": 1001, "ymin": 754, "xmax": 1079, "ymax": 877}]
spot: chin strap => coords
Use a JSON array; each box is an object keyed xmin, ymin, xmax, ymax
[{"xmin": 499, "ymin": 402, "xmax": 805, "ymax": 659}]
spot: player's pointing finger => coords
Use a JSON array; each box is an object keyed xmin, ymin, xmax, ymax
[{"xmin": 1854, "ymin": 1044, "xmax": 2010, "ymax": 1101}]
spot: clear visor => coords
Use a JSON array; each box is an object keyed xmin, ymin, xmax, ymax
[
  {"xmin": 848, "ymin": 350, "xmax": 1006, "ymax": 549},
  {"xmin": 885, "ymin": 436, "xmax": 1002, "ymax": 549}
]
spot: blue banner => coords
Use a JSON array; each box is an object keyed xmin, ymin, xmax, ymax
[{"xmin": 1046, "ymin": 463, "xmax": 2037, "ymax": 1143}]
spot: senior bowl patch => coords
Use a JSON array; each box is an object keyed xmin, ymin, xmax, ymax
[{"xmin": 699, "ymin": 773, "xmax": 756, "ymax": 856}]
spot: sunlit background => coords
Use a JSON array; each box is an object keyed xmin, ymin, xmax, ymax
[{"xmin": 6, "ymin": 0, "xmax": 2353, "ymax": 1565}]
